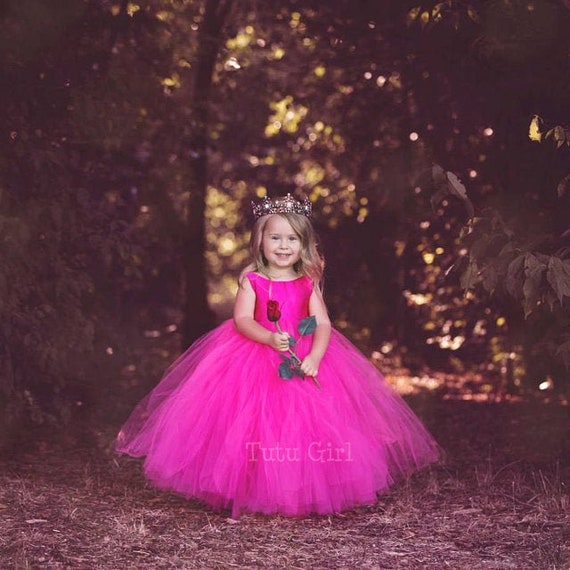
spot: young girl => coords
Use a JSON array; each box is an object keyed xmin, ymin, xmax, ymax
[{"xmin": 116, "ymin": 194, "xmax": 440, "ymax": 518}]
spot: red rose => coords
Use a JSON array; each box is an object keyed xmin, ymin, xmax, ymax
[{"xmin": 267, "ymin": 300, "xmax": 281, "ymax": 322}]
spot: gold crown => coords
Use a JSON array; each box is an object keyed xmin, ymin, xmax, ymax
[{"xmin": 251, "ymin": 194, "xmax": 312, "ymax": 219}]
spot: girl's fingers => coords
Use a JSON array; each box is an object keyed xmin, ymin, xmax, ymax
[{"xmin": 301, "ymin": 365, "xmax": 318, "ymax": 376}]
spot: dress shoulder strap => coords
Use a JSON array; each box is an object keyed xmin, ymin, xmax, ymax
[{"xmin": 243, "ymin": 271, "xmax": 262, "ymax": 292}]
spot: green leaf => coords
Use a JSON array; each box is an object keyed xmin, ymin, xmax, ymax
[
  {"xmin": 429, "ymin": 164, "xmax": 474, "ymax": 219},
  {"xmin": 288, "ymin": 336, "xmax": 297, "ymax": 348},
  {"xmin": 554, "ymin": 125, "xmax": 566, "ymax": 148},
  {"xmin": 555, "ymin": 340, "xmax": 570, "ymax": 369},
  {"xmin": 528, "ymin": 115, "xmax": 542, "ymax": 142},
  {"xmin": 460, "ymin": 260, "xmax": 479, "ymax": 291},
  {"xmin": 432, "ymin": 164, "xmax": 446, "ymax": 187},
  {"xmin": 430, "ymin": 187, "xmax": 448, "ymax": 211},
  {"xmin": 545, "ymin": 290, "xmax": 559, "ymax": 312},
  {"xmin": 480, "ymin": 262, "xmax": 499, "ymax": 293},
  {"xmin": 278, "ymin": 359, "xmax": 295, "ymax": 379},
  {"xmin": 470, "ymin": 234, "xmax": 491, "ymax": 259},
  {"xmin": 505, "ymin": 254, "xmax": 525, "ymax": 300},
  {"xmin": 446, "ymin": 171, "xmax": 475, "ymax": 219},
  {"xmin": 467, "ymin": 6, "xmax": 480, "ymax": 23},
  {"xmin": 557, "ymin": 175, "xmax": 570, "ymax": 198},
  {"xmin": 547, "ymin": 256, "xmax": 570, "ymax": 303},
  {"xmin": 298, "ymin": 315, "xmax": 316, "ymax": 336},
  {"xmin": 523, "ymin": 253, "xmax": 546, "ymax": 317}
]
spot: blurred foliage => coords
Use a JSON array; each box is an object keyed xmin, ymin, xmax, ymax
[
  {"xmin": 0, "ymin": 0, "xmax": 215, "ymax": 441},
  {"xmin": 1, "ymin": 0, "xmax": 570, "ymax": 441},
  {"xmin": 206, "ymin": 0, "xmax": 570, "ymax": 394}
]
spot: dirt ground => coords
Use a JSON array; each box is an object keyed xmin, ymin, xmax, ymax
[{"xmin": 1, "ymin": 398, "xmax": 569, "ymax": 569}]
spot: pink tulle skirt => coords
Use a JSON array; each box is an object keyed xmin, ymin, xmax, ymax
[{"xmin": 116, "ymin": 321, "xmax": 440, "ymax": 518}]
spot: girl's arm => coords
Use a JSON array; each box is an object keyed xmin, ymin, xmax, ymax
[
  {"xmin": 233, "ymin": 275, "xmax": 289, "ymax": 351},
  {"xmin": 300, "ymin": 287, "xmax": 332, "ymax": 377}
]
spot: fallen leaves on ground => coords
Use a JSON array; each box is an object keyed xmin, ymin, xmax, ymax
[{"xmin": 0, "ymin": 400, "xmax": 568, "ymax": 569}]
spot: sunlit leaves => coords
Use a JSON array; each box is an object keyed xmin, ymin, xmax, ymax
[
  {"xmin": 314, "ymin": 65, "xmax": 326, "ymax": 78},
  {"xmin": 528, "ymin": 115, "xmax": 570, "ymax": 198},
  {"xmin": 467, "ymin": 6, "xmax": 480, "ymax": 23},
  {"xmin": 224, "ymin": 57, "xmax": 241, "ymax": 71},
  {"xmin": 407, "ymin": 2, "xmax": 480, "ymax": 29},
  {"xmin": 205, "ymin": 184, "xmax": 250, "ymax": 305},
  {"xmin": 407, "ymin": 6, "xmax": 421, "ymax": 25},
  {"xmin": 528, "ymin": 115, "xmax": 542, "ymax": 142},
  {"xmin": 289, "ymin": 11, "xmax": 303, "ymax": 30},
  {"xmin": 303, "ymin": 163, "xmax": 326, "ymax": 186},
  {"xmin": 226, "ymin": 30, "xmax": 254, "ymax": 50},
  {"xmin": 161, "ymin": 74, "xmax": 181, "ymax": 88},
  {"xmin": 126, "ymin": 3, "xmax": 141, "ymax": 17},
  {"xmin": 199, "ymin": 0, "xmax": 567, "ymax": 385},
  {"xmin": 546, "ymin": 125, "xmax": 570, "ymax": 149},
  {"xmin": 264, "ymin": 96, "xmax": 308, "ymax": 137},
  {"xmin": 271, "ymin": 47, "xmax": 286, "ymax": 60},
  {"xmin": 109, "ymin": 2, "xmax": 141, "ymax": 17},
  {"xmin": 156, "ymin": 11, "xmax": 172, "ymax": 22},
  {"xmin": 529, "ymin": 115, "xmax": 570, "ymax": 148}
]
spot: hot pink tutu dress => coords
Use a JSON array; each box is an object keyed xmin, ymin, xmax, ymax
[{"xmin": 116, "ymin": 273, "xmax": 440, "ymax": 518}]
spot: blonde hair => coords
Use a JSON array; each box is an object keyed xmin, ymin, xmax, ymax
[{"xmin": 243, "ymin": 212, "xmax": 324, "ymax": 288}]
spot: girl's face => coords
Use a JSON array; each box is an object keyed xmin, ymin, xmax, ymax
[{"xmin": 261, "ymin": 215, "xmax": 302, "ymax": 273}]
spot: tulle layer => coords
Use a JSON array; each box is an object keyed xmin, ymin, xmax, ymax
[{"xmin": 116, "ymin": 321, "xmax": 440, "ymax": 518}]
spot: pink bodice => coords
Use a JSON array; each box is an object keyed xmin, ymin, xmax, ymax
[{"xmin": 246, "ymin": 272, "xmax": 313, "ymax": 332}]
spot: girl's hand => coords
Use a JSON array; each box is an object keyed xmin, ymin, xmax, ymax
[
  {"xmin": 300, "ymin": 354, "xmax": 320, "ymax": 378},
  {"xmin": 269, "ymin": 331, "xmax": 291, "ymax": 352}
]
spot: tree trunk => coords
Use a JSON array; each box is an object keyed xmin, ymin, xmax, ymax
[{"xmin": 181, "ymin": 0, "xmax": 233, "ymax": 345}]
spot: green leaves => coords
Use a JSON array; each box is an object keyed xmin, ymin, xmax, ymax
[
  {"xmin": 276, "ymin": 316, "xmax": 318, "ymax": 381},
  {"xmin": 528, "ymin": 116, "xmax": 570, "ymax": 199},
  {"xmin": 459, "ymin": 212, "xmax": 570, "ymax": 322},
  {"xmin": 543, "ymin": 124, "xmax": 570, "ymax": 149},
  {"xmin": 547, "ymin": 257, "xmax": 570, "ymax": 304},
  {"xmin": 522, "ymin": 254, "xmax": 547, "ymax": 318},
  {"xmin": 528, "ymin": 115, "xmax": 542, "ymax": 142},
  {"xmin": 279, "ymin": 355, "xmax": 304, "ymax": 380},
  {"xmin": 472, "ymin": 248, "xmax": 570, "ymax": 318},
  {"xmin": 505, "ymin": 254, "xmax": 525, "ymax": 300},
  {"xmin": 459, "ymin": 260, "xmax": 479, "ymax": 291},
  {"xmin": 557, "ymin": 175, "xmax": 570, "ymax": 198},
  {"xmin": 298, "ymin": 316, "xmax": 316, "ymax": 336},
  {"xmin": 428, "ymin": 164, "xmax": 475, "ymax": 220},
  {"xmin": 555, "ymin": 340, "xmax": 570, "ymax": 369}
]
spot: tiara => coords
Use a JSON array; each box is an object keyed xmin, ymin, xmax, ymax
[{"xmin": 251, "ymin": 194, "xmax": 312, "ymax": 219}]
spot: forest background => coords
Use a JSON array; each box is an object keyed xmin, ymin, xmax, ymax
[
  {"xmin": 1, "ymin": 1, "xmax": 570, "ymax": 568},
  {"xmin": 0, "ymin": 0, "xmax": 569, "ymax": 445}
]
